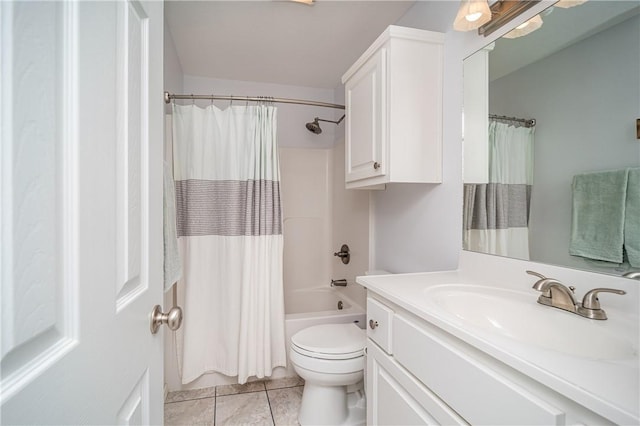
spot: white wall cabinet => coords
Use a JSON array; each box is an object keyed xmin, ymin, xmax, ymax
[
  {"xmin": 365, "ymin": 293, "xmax": 616, "ymax": 425},
  {"xmin": 342, "ymin": 26, "xmax": 444, "ymax": 189}
]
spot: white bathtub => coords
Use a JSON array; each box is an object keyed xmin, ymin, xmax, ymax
[{"xmin": 274, "ymin": 287, "xmax": 366, "ymax": 378}]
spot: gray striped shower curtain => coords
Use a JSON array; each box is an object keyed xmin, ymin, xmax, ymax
[
  {"xmin": 463, "ymin": 120, "xmax": 534, "ymax": 260},
  {"xmin": 172, "ymin": 103, "xmax": 286, "ymax": 384}
]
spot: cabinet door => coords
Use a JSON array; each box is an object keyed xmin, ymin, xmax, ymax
[
  {"xmin": 367, "ymin": 341, "xmax": 467, "ymax": 426},
  {"xmin": 368, "ymin": 345, "xmax": 439, "ymax": 425},
  {"xmin": 345, "ymin": 47, "xmax": 386, "ymax": 183}
]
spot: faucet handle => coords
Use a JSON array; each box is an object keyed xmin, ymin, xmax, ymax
[
  {"xmin": 581, "ymin": 288, "xmax": 626, "ymax": 310},
  {"xmin": 577, "ymin": 288, "xmax": 626, "ymax": 320},
  {"xmin": 526, "ymin": 270, "xmax": 547, "ymax": 280},
  {"xmin": 526, "ymin": 270, "xmax": 560, "ymax": 298}
]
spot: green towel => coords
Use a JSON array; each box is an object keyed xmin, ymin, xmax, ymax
[
  {"xmin": 570, "ymin": 169, "xmax": 628, "ymax": 263},
  {"xmin": 625, "ymin": 168, "xmax": 640, "ymax": 267}
]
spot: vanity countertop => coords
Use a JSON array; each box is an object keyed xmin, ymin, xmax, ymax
[{"xmin": 357, "ymin": 266, "xmax": 639, "ymax": 425}]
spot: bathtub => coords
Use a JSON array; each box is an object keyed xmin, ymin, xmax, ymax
[{"xmin": 274, "ymin": 287, "xmax": 366, "ymax": 378}]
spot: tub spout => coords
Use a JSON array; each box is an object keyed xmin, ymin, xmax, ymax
[{"xmin": 331, "ymin": 279, "xmax": 347, "ymax": 287}]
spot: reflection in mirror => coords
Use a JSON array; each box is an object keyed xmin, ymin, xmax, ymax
[{"xmin": 463, "ymin": 1, "xmax": 640, "ymax": 276}]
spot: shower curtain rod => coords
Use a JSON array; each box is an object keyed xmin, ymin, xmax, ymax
[
  {"xmin": 489, "ymin": 114, "xmax": 536, "ymax": 128},
  {"xmin": 164, "ymin": 91, "xmax": 345, "ymax": 110}
]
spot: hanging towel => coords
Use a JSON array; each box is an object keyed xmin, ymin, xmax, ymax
[
  {"xmin": 569, "ymin": 169, "xmax": 628, "ymax": 263},
  {"xmin": 164, "ymin": 161, "xmax": 182, "ymax": 292},
  {"xmin": 625, "ymin": 168, "xmax": 640, "ymax": 267}
]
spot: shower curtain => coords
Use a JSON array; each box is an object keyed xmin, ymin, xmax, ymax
[
  {"xmin": 463, "ymin": 120, "xmax": 534, "ymax": 259},
  {"xmin": 172, "ymin": 103, "xmax": 286, "ymax": 384}
]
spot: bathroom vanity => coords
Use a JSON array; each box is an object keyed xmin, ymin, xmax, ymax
[{"xmin": 357, "ymin": 252, "xmax": 639, "ymax": 425}]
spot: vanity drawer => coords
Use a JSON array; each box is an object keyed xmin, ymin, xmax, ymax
[
  {"xmin": 367, "ymin": 297, "xmax": 394, "ymax": 354},
  {"xmin": 393, "ymin": 315, "xmax": 565, "ymax": 425}
]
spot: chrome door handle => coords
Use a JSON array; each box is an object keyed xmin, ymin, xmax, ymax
[{"xmin": 150, "ymin": 305, "xmax": 183, "ymax": 334}]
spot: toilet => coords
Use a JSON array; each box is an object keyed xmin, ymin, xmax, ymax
[{"xmin": 290, "ymin": 323, "xmax": 366, "ymax": 426}]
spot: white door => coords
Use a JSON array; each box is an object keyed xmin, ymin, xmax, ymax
[{"xmin": 1, "ymin": 1, "xmax": 166, "ymax": 423}]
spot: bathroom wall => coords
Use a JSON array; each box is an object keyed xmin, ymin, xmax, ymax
[
  {"xmin": 361, "ymin": 1, "xmax": 556, "ymax": 274},
  {"xmin": 164, "ymin": 20, "xmax": 183, "ymax": 113},
  {"xmin": 489, "ymin": 14, "xmax": 640, "ymax": 271},
  {"xmin": 361, "ymin": 2, "xmax": 464, "ymax": 274},
  {"xmin": 162, "ymin": 21, "xmax": 184, "ymax": 394},
  {"xmin": 181, "ymin": 75, "xmax": 339, "ymax": 149}
]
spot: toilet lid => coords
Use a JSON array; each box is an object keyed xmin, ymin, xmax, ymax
[{"xmin": 291, "ymin": 323, "xmax": 365, "ymax": 357}]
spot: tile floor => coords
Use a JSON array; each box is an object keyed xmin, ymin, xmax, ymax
[{"xmin": 164, "ymin": 377, "xmax": 305, "ymax": 426}]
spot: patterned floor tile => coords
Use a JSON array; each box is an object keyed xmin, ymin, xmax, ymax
[
  {"xmin": 164, "ymin": 397, "xmax": 215, "ymax": 426},
  {"xmin": 216, "ymin": 381, "xmax": 266, "ymax": 396},
  {"xmin": 267, "ymin": 386, "xmax": 303, "ymax": 426},
  {"xmin": 264, "ymin": 376, "xmax": 304, "ymax": 390},
  {"xmin": 166, "ymin": 387, "xmax": 216, "ymax": 403},
  {"xmin": 215, "ymin": 391, "xmax": 274, "ymax": 425}
]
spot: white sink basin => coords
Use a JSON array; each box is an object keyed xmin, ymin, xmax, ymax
[{"xmin": 424, "ymin": 284, "xmax": 638, "ymax": 360}]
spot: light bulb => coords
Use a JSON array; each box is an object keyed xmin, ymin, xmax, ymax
[
  {"xmin": 453, "ymin": 0, "xmax": 491, "ymax": 32},
  {"xmin": 466, "ymin": 12, "xmax": 483, "ymax": 22}
]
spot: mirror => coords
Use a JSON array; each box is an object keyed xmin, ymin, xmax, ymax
[{"xmin": 463, "ymin": 1, "xmax": 640, "ymax": 275}]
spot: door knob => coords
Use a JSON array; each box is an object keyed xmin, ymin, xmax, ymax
[
  {"xmin": 373, "ymin": 162, "xmax": 381, "ymax": 170},
  {"xmin": 369, "ymin": 319, "xmax": 378, "ymax": 329},
  {"xmin": 150, "ymin": 305, "xmax": 183, "ymax": 334}
]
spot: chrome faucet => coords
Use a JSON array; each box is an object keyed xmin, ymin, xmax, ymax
[
  {"xmin": 526, "ymin": 270, "xmax": 626, "ymax": 320},
  {"xmin": 526, "ymin": 270, "xmax": 578, "ymax": 313}
]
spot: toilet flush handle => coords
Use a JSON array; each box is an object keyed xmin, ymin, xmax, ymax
[{"xmin": 369, "ymin": 319, "xmax": 378, "ymax": 330}]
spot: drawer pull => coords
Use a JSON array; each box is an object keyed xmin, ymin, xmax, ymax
[
  {"xmin": 369, "ymin": 319, "xmax": 379, "ymax": 329},
  {"xmin": 373, "ymin": 162, "xmax": 381, "ymax": 170}
]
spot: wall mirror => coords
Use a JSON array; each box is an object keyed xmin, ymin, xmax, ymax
[{"xmin": 462, "ymin": 1, "xmax": 640, "ymax": 276}]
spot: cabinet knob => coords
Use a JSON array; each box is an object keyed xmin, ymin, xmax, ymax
[
  {"xmin": 369, "ymin": 319, "xmax": 379, "ymax": 329},
  {"xmin": 373, "ymin": 162, "xmax": 381, "ymax": 170}
]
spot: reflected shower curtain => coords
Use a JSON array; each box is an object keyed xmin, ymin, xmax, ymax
[
  {"xmin": 463, "ymin": 121, "xmax": 534, "ymax": 259},
  {"xmin": 172, "ymin": 103, "xmax": 286, "ymax": 384}
]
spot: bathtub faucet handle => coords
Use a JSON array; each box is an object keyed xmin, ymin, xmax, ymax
[
  {"xmin": 333, "ymin": 244, "xmax": 350, "ymax": 264},
  {"xmin": 331, "ymin": 279, "xmax": 347, "ymax": 287}
]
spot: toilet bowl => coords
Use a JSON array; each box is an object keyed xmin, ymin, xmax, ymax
[{"xmin": 290, "ymin": 323, "xmax": 366, "ymax": 426}]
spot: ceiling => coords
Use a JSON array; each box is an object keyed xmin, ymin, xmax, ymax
[{"xmin": 165, "ymin": 1, "xmax": 416, "ymax": 89}]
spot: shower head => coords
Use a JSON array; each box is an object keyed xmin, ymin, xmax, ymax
[
  {"xmin": 306, "ymin": 118, "xmax": 322, "ymax": 134},
  {"xmin": 305, "ymin": 114, "xmax": 345, "ymax": 135}
]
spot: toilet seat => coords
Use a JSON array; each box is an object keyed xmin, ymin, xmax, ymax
[{"xmin": 291, "ymin": 323, "xmax": 365, "ymax": 360}]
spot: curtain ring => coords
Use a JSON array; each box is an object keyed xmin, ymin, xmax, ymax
[
  {"xmin": 246, "ymin": 96, "xmax": 249, "ymax": 107},
  {"xmin": 191, "ymin": 94, "xmax": 194, "ymax": 105},
  {"xmin": 210, "ymin": 95, "xmax": 214, "ymax": 106},
  {"xmin": 230, "ymin": 95, "xmax": 233, "ymax": 107}
]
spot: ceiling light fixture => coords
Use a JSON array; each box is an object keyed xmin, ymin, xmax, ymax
[
  {"xmin": 453, "ymin": 0, "xmax": 492, "ymax": 31},
  {"xmin": 477, "ymin": 1, "xmax": 541, "ymax": 37},
  {"xmin": 502, "ymin": 14, "xmax": 544, "ymax": 38}
]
